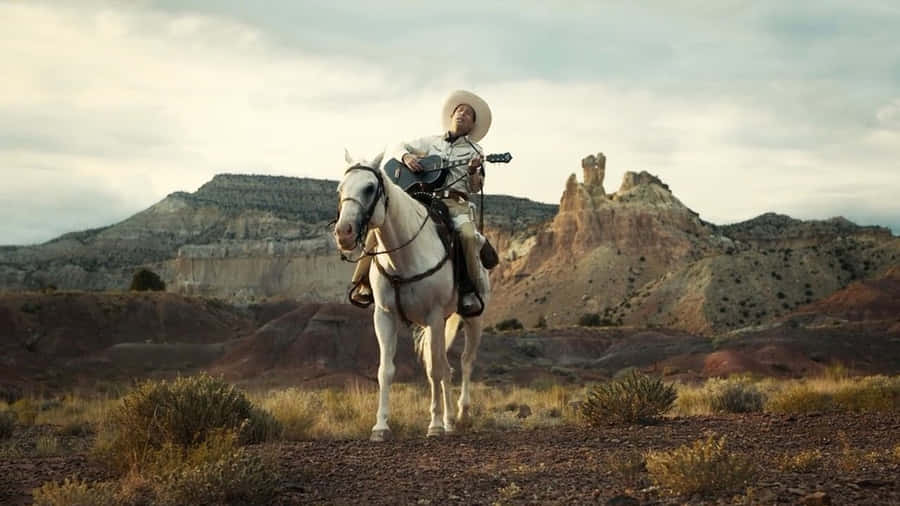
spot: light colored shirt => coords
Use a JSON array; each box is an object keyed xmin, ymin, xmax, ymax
[{"xmin": 389, "ymin": 134, "xmax": 484, "ymax": 196}]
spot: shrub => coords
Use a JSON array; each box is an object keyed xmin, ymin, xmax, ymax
[
  {"xmin": 766, "ymin": 376, "xmax": 900, "ymax": 413},
  {"xmin": 35, "ymin": 431, "xmax": 279, "ymax": 506},
  {"xmin": 710, "ymin": 380, "xmax": 765, "ymax": 414},
  {"xmin": 495, "ymin": 318, "xmax": 523, "ymax": 331},
  {"xmin": 129, "ymin": 268, "xmax": 166, "ymax": 292},
  {"xmin": 11, "ymin": 398, "xmax": 38, "ymax": 425},
  {"xmin": 580, "ymin": 371, "xmax": 676, "ymax": 425},
  {"xmin": 578, "ymin": 313, "xmax": 604, "ymax": 327},
  {"xmin": 0, "ymin": 410, "xmax": 15, "ymax": 439},
  {"xmin": 32, "ymin": 477, "xmax": 120, "ymax": 506},
  {"xmin": 605, "ymin": 451, "xmax": 646, "ymax": 484},
  {"xmin": 645, "ymin": 436, "xmax": 755, "ymax": 496},
  {"xmin": 154, "ymin": 446, "xmax": 279, "ymax": 505},
  {"xmin": 578, "ymin": 313, "xmax": 618, "ymax": 327},
  {"xmin": 778, "ymin": 449, "xmax": 823, "ymax": 472},
  {"xmin": 98, "ymin": 374, "xmax": 279, "ymax": 471}
]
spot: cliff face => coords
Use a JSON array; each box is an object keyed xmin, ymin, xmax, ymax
[
  {"xmin": 0, "ymin": 174, "xmax": 556, "ymax": 302},
  {"xmin": 485, "ymin": 153, "xmax": 900, "ymax": 334}
]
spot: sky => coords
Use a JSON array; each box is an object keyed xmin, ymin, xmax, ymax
[{"xmin": 2, "ymin": 0, "xmax": 899, "ymax": 246}]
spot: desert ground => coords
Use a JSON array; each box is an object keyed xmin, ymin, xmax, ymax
[{"xmin": 2, "ymin": 409, "xmax": 899, "ymax": 505}]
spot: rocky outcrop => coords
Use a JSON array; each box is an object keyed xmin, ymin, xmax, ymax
[
  {"xmin": 486, "ymin": 152, "xmax": 900, "ymax": 333},
  {"xmin": 0, "ymin": 174, "xmax": 556, "ymax": 303}
]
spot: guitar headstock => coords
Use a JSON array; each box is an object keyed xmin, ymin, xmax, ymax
[{"xmin": 486, "ymin": 152, "xmax": 512, "ymax": 164}]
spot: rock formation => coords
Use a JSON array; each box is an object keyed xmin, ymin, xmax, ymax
[
  {"xmin": 485, "ymin": 153, "xmax": 900, "ymax": 333},
  {"xmin": 0, "ymin": 174, "xmax": 556, "ymax": 303}
]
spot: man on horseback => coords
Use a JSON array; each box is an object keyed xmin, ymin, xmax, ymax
[{"xmin": 350, "ymin": 90, "xmax": 492, "ymax": 314}]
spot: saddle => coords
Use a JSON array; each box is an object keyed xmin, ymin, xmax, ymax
[{"xmin": 411, "ymin": 192, "xmax": 499, "ymax": 316}]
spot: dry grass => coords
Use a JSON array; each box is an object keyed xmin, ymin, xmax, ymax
[
  {"xmin": 645, "ymin": 436, "xmax": 756, "ymax": 497},
  {"xmin": 833, "ymin": 431, "xmax": 881, "ymax": 473},
  {"xmin": 672, "ymin": 377, "xmax": 765, "ymax": 416},
  {"xmin": 672, "ymin": 374, "xmax": 900, "ymax": 416},
  {"xmin": 253, "ymin": 381, "xmax": 575, "ymax": 440},
  {"xmin": 778, "ymin": 449, "xmax": 823, "ymax": 472},
  {"xmin": 766, "ymin": 375, "xmax": 900, "ymax": 413},
  {"xmin": 34, "ymin": 435, "xmax": 63, "ymax": 457},
  {"xmin": 605, "ymin": 451, "xmax": 646, "ymax": 484},
  {"xmin": 34, "ymin": 431, "xmax": 279, "ymax": 506}
]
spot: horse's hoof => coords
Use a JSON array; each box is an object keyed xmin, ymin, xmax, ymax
[
  {"xmin": 444, "ymin": 423, "xmax": 456, "ymax": 435},
  {"xmin": 370, "ymin": 429, "xmax": 393, "ymax": 442},
  {"xmin": 426, "ymin": 426, "xmax": 445, "ymax": 438}
]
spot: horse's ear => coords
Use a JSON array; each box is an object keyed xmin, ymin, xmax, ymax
[
  {"xmin": 370, "ymin": 151, "xmax": 384, "ymax": 169},
  {"xmin": 344, "ymin": 148, "xmax": 353, "ymax": 164}
]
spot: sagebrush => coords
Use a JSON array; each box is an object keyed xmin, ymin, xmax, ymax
[
  {"xmin": 580, "ymin": 371, "xmax": 676, "ymax": 425},
  {"xmin": 35, "ymin": 430, "xmax": 279, "ymax": 506},
  {"xmin": 95, "ymin": 373, "xmax": 279, "ymax": 471},
  {"xmin": 710, "ymin": 380, "xmax": 765, "ymax": 413},
  {"xmin": 645, "ymin": 436, "xmax": 755, "ymax": 496}
]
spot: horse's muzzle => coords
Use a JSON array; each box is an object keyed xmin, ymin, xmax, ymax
[{"xmin": 334, "ymin": 220, "xmax": 358, "ymax": 251}]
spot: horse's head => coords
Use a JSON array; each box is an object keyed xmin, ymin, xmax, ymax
[{"xmin": 334, "ymin": 150, "xmax": 386, "ymax": 252}]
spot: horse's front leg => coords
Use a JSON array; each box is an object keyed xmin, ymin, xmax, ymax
[
  {"xmin": 457, "ymin": 316, "xmax": 483, "ymax": 426},
  {"xmin": 371, "ymin": 307, "xmax": 398, "ymax": 442},
  {"xmin": 424, "ymin": 313, "xmax": 451, "ymax": 437}
]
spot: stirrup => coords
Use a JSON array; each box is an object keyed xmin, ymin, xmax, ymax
[{"xmin": 348, "ymin": 279, "xmax": 373, "ymax": 308}]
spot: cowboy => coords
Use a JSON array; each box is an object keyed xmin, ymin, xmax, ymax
[{"xmin": 350, "ymin": 90, "xmax": 492, "ymax": 313}]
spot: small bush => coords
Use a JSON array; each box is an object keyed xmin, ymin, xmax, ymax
[
  {"xmin": 129, "ymin": 268, "xmax": 166, "ymax": 292},
  {"xmin": 32, "ymin": 477, "xmax": 120, "ymax": 506},
  {"xmin": 778, "ymin": 449, "xmax": 823, "ymax": 472},
  {"xmin": 605, "ymin": 451, "xmax": 646, "ymax": 483},
  {"xmin": 580, "ymin": 371, "xmax": 676, "ymax": 425},
  {"xmin": 0, "ymin": 410, "xmax": 15, "ymax": 439},
  {"xmin": 710, "ymin": 381, "xmax": 765, "ymax": 414},
  {"xmin": 11, "ymin": 398, "xmax": 38, "ymax": 425},
  {"xmin": 154, "ymin": 447, "xmax": 279, "ymax": 505},
  {"xmin": 495, "ymin": 318, "xmax": 523, "ymax": 331},
  {"xmin": 98, "ymin": 374, "xmax": 280, "ymax": 472},
  {"xmin": 645, "ymin": 436, "xmax": 755, "ymax": 496},
  {"xmin": 35, "ymin": 431, "xmax": 279, "ymax": 506},
  {"xmin": 578, "ymin": 313, "xmax": 604, "ymax": 327}
]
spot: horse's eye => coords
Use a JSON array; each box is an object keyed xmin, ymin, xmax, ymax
[{"xmin": 363, "ymin": 184, "xmax": 375, "ymax": 196}]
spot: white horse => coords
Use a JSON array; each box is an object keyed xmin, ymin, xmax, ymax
[{"xmin": 333, "ymin": 151, "xmax": 490, "ymax": 441}]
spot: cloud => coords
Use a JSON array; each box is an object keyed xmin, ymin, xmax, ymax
[{"xmin": 1, "ymin": 1, "xmax": 899, "ymax": 246}]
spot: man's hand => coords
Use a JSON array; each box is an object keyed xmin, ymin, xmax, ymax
[
  {"xmin": 402, "ymin": 153, "xmax": 424, "ymax": 173},
  {"xmin": 467, "ymin": 154, "xmax": 483, "ymax": 175}
]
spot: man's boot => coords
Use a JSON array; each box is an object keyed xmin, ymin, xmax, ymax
[{"xmin": 349, "ymin": 279, "xmax": 373, "ymax": 306}]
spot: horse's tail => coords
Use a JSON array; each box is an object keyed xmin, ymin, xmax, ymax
[{"xmin": 444, "ymin": 313, "xmax": 463, "ymax": 352}]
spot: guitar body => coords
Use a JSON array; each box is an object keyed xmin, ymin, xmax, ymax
[
  {"xmin": 384, "ymin": 152, "xmax": 513, "ymax": 193},
  {"xmin": 385, "ymin": 155, "xmax": 448, "ymax": 191}
]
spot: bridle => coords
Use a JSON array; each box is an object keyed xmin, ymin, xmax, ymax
[{"xmin": 337, "ymin": 164, "xmax": 431, "ymax": 263}]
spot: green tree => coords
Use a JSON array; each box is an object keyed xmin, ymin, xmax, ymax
[{"xmin": 130, "ymin": 268, "xmax": 166, "ymax": 291}]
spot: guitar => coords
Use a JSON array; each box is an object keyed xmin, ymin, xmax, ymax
[{"xmin": 385, "ymin": 152, "xmax": 513, "ymax": 192}]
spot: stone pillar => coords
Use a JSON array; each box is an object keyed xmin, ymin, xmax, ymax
[{"xmin": 581, "ymin": 152, "xmax": 606, "ymax": 195}]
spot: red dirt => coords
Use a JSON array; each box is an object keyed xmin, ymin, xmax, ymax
[
  {"xmin": 795, "ymin": 266, "xmax": 900, "ymax": 322},
  {"xmin": 3, "ymin": 413, "xmax": 898, "ymax": 505}
]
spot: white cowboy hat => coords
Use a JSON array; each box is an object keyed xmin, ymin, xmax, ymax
[{"xmin": 441, "ymin": 90, "xmax": 492, "ymax": 142}]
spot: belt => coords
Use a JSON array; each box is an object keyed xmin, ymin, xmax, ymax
[{"xmin": 437, "ymin": 189, "xmax": 469, "ymax": 202}]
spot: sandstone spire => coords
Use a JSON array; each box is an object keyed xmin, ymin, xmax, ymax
[{"xmin": 581, "ymin": 153, "xmax": 606, "ymax": 195}]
